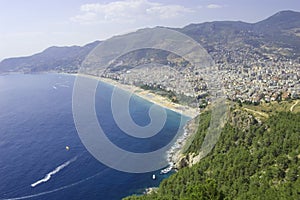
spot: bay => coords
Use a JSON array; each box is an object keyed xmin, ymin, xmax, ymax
[{"xmin": 0, "ymin": 73, "xmax": 188, "ymax": 200}]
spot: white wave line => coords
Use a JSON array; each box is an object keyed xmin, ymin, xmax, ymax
[
  {"xmin": 30, "ymin": 157, "xmax": 77, "ymax": 188},
  {"xmin": 0, "ymin": 169, "xmax": 108, "ymax": 200}
]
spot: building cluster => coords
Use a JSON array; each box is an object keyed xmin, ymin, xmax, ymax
[
  {"xmin": 98, "ymin": 46, "xmax": 300, "ymax": 105},
  {"xmin": 212, "ymin": 47, "xmax": 300, "ymax": 103},
  {"xmin": 102, "ymin": 65, "xmax": 205, "ymax": 98}
]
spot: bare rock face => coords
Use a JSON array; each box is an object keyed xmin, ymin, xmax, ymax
[
  {"xmin": 144, "ymin": 187, "xmax": 158, "ymax": 195},
  {"xmin": 176, "ymin": 155, "xmax": 190, "ymax": 169},
  {"xmin": 175, "ymin": 153, "xmax": 200, "ymax": 169}
]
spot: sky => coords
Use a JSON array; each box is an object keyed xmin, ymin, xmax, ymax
[{"xmin": 0, "ymin": 0, "xmax": 300, "ymax": 61}]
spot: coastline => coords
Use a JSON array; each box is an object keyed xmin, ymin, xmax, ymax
[
  {"xmin": 4, "ymin": 72, "xmax": 199, "ymax": 168},
  {"xmin": 74, "ymin": 73, "xmax": 200, "ymax": 195},
  {"xmin": 75, "ymin": 73, "xmax": 200, "ymax": 170},
  {"xmin": 2, "ymin": 72, "xmax": 200, "ymax": 197},
  {"xmin": 1, "ymin": 71, "xmax": 198, "ymax": 119},
  {"xmin": 164, "ymin": 116, "xmax": 199, "ymax": 170},
  {"xmin": 76, "ymin": 73, "xmax": 199, "ymax": 119}
]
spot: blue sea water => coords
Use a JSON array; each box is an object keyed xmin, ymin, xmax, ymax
[{"xmin": 0, "ymin": 73, "xmax": 188, "ymax": 200}]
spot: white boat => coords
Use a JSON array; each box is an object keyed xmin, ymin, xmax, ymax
[{"xmin": 152, "ymin": 174, "xmax": 156, "ymax": 180}]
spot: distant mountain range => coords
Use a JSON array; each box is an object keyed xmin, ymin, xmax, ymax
[
  {"xmin": 1, "ymin": 10, "xmax": 300, "ymax": 73},
  {"xmin": 0, "ymin": 41, "xmax": 100, "ymax": 73}
]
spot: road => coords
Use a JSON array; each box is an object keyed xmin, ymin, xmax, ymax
[{"xmin": 243, "ymin": 108, "xmax": 269, "ymax": 118}]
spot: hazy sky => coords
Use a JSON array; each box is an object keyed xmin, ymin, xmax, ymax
[{"xmin": 1, "ymin": 0, "xmax": 299, "ymax": 61}]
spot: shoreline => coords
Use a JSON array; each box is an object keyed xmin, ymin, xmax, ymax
[
  {"xmin": 2, "ymin": 72, "xmax": 199, "ymax": 197},
  {"xmin": 75, "ymin": 73, "xmax": 200, "ymax": 195},
  {"xmin": 1, "ymin": 72, "xmax": 198, "ymax": 119},
  {"xmin": 3, "ymin": 72, "xmax": 199, "ymax": 165},
  {"xmin": 76, "ymin": 73, "xmax": 200, "ymax": 172},
  {"xmin": 164, "ymin": 116, "xmax": 199, "ymax": 171},
  {"xmin": 77, "ymin": 73, "xmax": 199, "ymax": 119}
]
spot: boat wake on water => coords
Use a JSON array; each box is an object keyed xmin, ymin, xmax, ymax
[
  {"xmin": 0, "ymin": 168, "xmax": 109, "ymax": 200},
  {"xmin": 31, "ymin": 157, "xmax": 77, "ymax": 188}
]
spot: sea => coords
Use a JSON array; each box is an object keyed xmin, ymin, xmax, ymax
[{"xmin": 0, "ymin": 73, "xmax": 188, "ymax": 200}]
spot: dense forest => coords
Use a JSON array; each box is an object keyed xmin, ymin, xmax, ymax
[{"xmin": 124, "ymin": 104, "xmax": 300, "ymax": 199}]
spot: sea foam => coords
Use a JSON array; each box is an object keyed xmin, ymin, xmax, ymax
[{"xmin": 31, "ymin": 157, "xmax": 77, "ymax": 188}]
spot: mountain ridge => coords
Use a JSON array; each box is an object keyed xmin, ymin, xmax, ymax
[
  {"xmin": 0, "ymin": 10, "xmax": 300, "ymax": 73},
  {"xmin": 0, "ymin": 41, "xmax": 100, "ymax": 73}
]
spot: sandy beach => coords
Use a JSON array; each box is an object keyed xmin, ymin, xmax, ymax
[{"xmin": 77, "ymin": 74, "xmax": 199, "ymax": 118}]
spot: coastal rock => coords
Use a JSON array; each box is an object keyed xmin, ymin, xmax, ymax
[
  {"xmin": 144, "ymin": 187, "xmax": 158, "ymax": 195},
  {"xmin": 176, "ymin": 155, "xmax": 189, "ymax": 169},
  {"xmin": 175, "ymin": 152, "xmax": 202, "ymax": 169},
  {"xmin": 168, "ymin": 116, "xmax": 202, "ymax": 170}
]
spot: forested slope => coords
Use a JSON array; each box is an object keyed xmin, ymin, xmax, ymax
[{"xmin": 125, "ymin": 103, "xmax": 300, "ymax": 200}]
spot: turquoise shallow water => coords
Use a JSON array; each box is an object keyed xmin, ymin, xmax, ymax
[{"xmin": 0, "ymin": 73, "xmax": 187, "ymax": 200}]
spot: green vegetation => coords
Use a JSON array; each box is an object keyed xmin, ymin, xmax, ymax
[
  {"xmin": 140, "ymin": 84, "xmax": 196, "ymax": 106},
  {"xmin": 140, "ymin": 84, "xmax": 179, "ymax": 103},
  {"xmin": 184, "ymin": 111, "xmax": 211, "ymax": 154},
  {"xmin": 243, "ymin": 100, "xmax": 299, "ymax": 115},
  {"xmin": 124, "ymin": 104, "xmax": 300, "ymax": 200}
]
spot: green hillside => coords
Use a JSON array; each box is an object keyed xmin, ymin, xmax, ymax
[{"xmin": 124, "ymin": 102, "xmax": 300, "ymax": 200}]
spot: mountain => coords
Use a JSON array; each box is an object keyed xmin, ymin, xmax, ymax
[
  {"xmin": 255, "ymin": 10, "xmax": 300, "ymax": 31},
  {"xmin": 0, "ymin": 41, "xmax": 100, "ymax": 73},
  {"xmin": 253, "ymin": 10, "xmax": 300, "ymax": 51},
  {"xmin": 180, "ymin": 10, "xmax": 300, "ymax": 56},
  {"xmin": 0, "ymin": 10, "xmax": 300, "ymax": 73}
]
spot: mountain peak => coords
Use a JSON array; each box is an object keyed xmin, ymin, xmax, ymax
[
  {"xmin": 272, "ymin": 10, "xmax": 300, "ymax": 17},
  {"xmin": 255, "ymin": 10, "xmax": 300, "ymax": 29}
]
